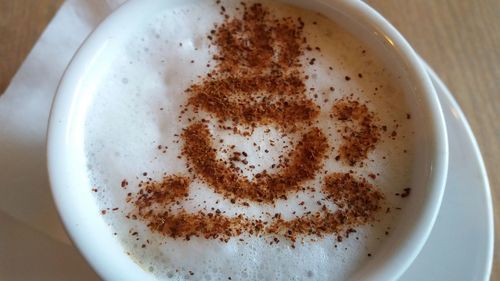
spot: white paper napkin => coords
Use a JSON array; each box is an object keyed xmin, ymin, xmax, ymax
[{"xmin": 0, "ymin": 0, "xmax": 125, "ymax": 245}]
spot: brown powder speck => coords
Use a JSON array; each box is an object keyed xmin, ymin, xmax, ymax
[{"xmin": 400, "ymin": 188, "xmax": 411, "ymax": 198}]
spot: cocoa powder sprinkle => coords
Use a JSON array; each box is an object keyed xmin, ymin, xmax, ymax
[
  {"xmin": 124, "ymin": 2, "xmax": 390, "ymax": 244},
  {"xmin": 182, "ymin": 123, "xmax": 328, "ymax": 203},
  {"xmin": 332, "ymin": 98, "xmax": 380, "ymax": 165},
  {"xmin": 129, "ymin": 172, "xmax": 383, "ymax": 242}
]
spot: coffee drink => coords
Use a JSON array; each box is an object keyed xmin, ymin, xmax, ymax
[{"xmin": 84, "ymin": 1, "xmax": 415, "ymax": 280}]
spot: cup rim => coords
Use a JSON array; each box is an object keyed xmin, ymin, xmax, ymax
[{"xmin": 47, "ymin": 0, "xmax": 449, "ymax": 280}]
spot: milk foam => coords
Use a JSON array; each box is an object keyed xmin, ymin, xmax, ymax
[{"xmin": 84, "ymin": 1, "xmax": 416, "ymax": 280}]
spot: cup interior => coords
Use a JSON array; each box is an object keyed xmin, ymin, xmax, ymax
[{"xmin": 47, "ymin": 0, "xmax": 448, "ymax": 280}]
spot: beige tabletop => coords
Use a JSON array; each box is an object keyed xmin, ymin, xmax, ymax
[{"xmin": 1, "ymin": 0, "xmax": 498, "ymax": 279}]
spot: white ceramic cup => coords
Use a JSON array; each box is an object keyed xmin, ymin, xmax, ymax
[{"xmin": 47, "ymin": 0, "xmax": 449, "ymax": 280}]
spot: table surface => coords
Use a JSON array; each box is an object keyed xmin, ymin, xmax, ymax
[{"xmin": 1, "ymin": 0, "xmax": 498, "ymax": 279}]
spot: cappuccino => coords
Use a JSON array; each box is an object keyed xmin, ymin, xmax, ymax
[{"xmin": 84, "ymin": 1, "xmax": 416, "ymax": 280}]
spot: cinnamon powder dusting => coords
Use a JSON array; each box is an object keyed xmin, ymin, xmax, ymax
[
  {"xmin": 124, "ymin": 2, "xmax": 393, "ymax": 245},
  {"xmin": 133, "ymin": 176, "xmax": 190, "ymax": 207},
  {"xmin": 323, "ymin": 173, "xmax": 384, "ymax": 224},
  {"xmin": 129, "ymin": 174, "xmax": 383, "ymax": 242},
  {"xmin": 332, "ymin": 98, "xmax": 380, "ymax": 166},
  {"xmin": 182, "ymin": 123, "xmax": 328, "ymax": 203},
  {"xmin": 187, "ymin": 2, "xmax": 318, "ymax": 129}
]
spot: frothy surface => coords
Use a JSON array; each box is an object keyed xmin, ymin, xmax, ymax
[{"xmin": 84, "ymin": 1, "xmax": 416, "ymax": 280}]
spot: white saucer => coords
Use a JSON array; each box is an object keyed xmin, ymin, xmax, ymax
[
  {"xmin": 399, "ymin": 64, "xmax": 494, "ymax": 280},
  {"xmin": 0, "ymin": 66, "xmax": 493, "ymax": 280}
]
